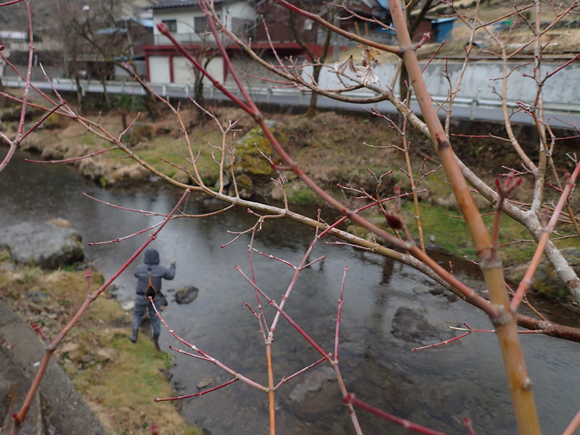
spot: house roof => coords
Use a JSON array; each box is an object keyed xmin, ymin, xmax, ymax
[
  {"xmin": 151, "ymin": 0, "xmax": 235, "ymax": 10},
  {"xmin": 431, "ymin": 17, "xmax": 458, "ymax": 24},
  {"xmin": 374, "ymin": 0, "xmax": 390, "ymax": 10}
]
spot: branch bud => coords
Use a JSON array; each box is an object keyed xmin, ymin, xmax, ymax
[
  {"xmin": 384, "ymin": 207, "xmax": 404, "ymax": 230},
  {"xmin": 157, "ymin": 23, "xmax": 169, "ymax": 36},
  {"xmin": 495, "ymin": 170, "xmax": 521, "ymax": 198}
]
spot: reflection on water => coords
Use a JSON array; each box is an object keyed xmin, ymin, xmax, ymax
[{"xmin": 1, "ymin": 150, "xmax": 580, "ymax": 434}]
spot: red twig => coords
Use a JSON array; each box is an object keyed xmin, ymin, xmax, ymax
[
  {"xmin": 0, "ymin": 0, "xmax": 25, "ymax": 6},
  {"xmin": 19, "ymin": 102, "xmax": 66, "ymax": 143},
  {"xmin": 464, "ymin": 417, "xmax": 479, "ymax": 435},
  {"xmin": 150, "ymin": 302, "xmax": 268, "ymax": 392},
  {"xmin": 235, "ymin": 266, "xmax": 332, "ymax": 362},
  {"xmin": 87, "ymin": 221, "xmax": 165, "ymax": 246},
  {"xmin": 344, "ymin": 393, "xmax": 452, "ymax": 435},
  {"xmin": 273, "ymin": 357, "xmax": 327, "ymax": 390},
  {"xmin": 154, "ymin": 378, "xmax": 238, "ymax": 402},
  {"xmin": 83, "ymin": 193, "xmax": 166, "ymax": 217},
  {"xmin": 17, "ymin": 0, "xmax": 34, "ymax": 138},
  {"xmin": 511, "ymin": 161, "xmax": 580, "ymax": 311},
  {"xmin": 422, "ymin": 41, "xmax": 446, "ymax": 73},
  {"xmin": 23, "ymin": 146, "xmax": 119, "ymax": 164},
  {"xmin": 334, "ymin": 267, "xmax": 348, "ymax": 362},
  {"xmin": 413, "ymin": 323, "xmax": 543, "ymax": 352},
  {"xmin": 563, "ymin": 407, "xmax": 580, "ymax": 435},
  {"xmin": 156, "ymin": 24, "xmax": 254, "ymax": 116}
]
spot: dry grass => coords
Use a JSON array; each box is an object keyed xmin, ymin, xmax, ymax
[{"xmin": 0, "ymin": 261, "xmax": 200, "ymax": 435}]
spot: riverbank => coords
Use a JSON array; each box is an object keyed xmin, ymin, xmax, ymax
[
  {"xmin": 2, "ymin": 138, "xmax": 580, "ymax": 434},
  {"xmin": 5, "ymin": 101, "xmax": 579, "ymax": 299},
  {"xmin": 0, "ymin": 250, "xmax": 200, "ymax": 435}
]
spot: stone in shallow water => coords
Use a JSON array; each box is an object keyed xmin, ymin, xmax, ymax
[
  {"xmin": 196, "ymin": 378, "xmax": 214, "ymax": 389},
  {"xmin": 0, "ymin": 221, "xmax": 84, "ymax": 269},
  {"xmin": 391, "ymin": 306, "xmax": 449, "ymax": 345},
  {"xmin": 120, "ymin": 300, "xmax": 135, "ymax": 311},
  {"xmin": 175, "ymin": 286, "xmax": 199, "ymax": 305},
  {"xmin": 285, "ymin": 366, "xmax": 340, "ymax": 421}
]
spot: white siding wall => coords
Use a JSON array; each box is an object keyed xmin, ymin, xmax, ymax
[
  {"xmin": 225, "ymin": 1, "xmax": 257, "ymax": 27},
  {"xmin": 205, "ymin": 56, "xmax": 224, "ymax": 85},
  {"xmin": 152, "ymin": 1, "xmax": 256, "ymax": 43},
  {"xmin": 149, "ymin": 55, "xmax": 170, "ymax": 83},
  {"xmin": 172, "ymin": 56, "xmax": 195, "ymax": 83},
  {"xmin": 172, "ymin": 55, "xmax": 224, "ymax": 85}
]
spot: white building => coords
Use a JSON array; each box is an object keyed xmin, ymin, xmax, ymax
[{"xmin": 145, "ymin": 0, "xmax": 256, "ymax": 84}]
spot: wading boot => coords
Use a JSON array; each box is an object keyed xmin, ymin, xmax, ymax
[
  {"xmin": 153, "ymin": 333, "xmax": 160, "ymax": 351},
  {"xmin": 129, "ymin": 329, "xmax": 138, "ymax": 343}
]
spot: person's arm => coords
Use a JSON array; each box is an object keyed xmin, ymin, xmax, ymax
[
  {"xmin": 163, "ymin": 260, "xmax": 176, "ymax": 280},
  {"xmin": 134, "ymin": 264, "xmax": 144, "ymax": 278}
]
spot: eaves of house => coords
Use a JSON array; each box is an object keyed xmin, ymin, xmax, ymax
[{"xmin": 151, "ymin": 0, "xmax": 236, "ymax": 9}]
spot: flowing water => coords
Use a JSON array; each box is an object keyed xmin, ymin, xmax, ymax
[{"xmin": 1, "ymin": 150, "xmax": 580, "ymax": 435}]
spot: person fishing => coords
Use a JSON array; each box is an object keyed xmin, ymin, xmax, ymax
[{"xmin": 129, "ymin": 249, "xmax": 175, "ymax": 350}]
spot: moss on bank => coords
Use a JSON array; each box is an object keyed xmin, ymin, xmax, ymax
[
  {"xmin": 13, "ymin": 105, "xmax": 579, "ymax": 266},
  {"xmin": 0, "ymin": 254, "xmax": 199, "ymax": 435}
]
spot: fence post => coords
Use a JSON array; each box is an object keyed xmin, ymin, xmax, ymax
[{"xmin": 470, "ymin": 87, "xmax": 481, "ymax": 121}]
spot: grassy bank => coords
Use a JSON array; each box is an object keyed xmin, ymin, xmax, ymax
[
  {"xmin": 0, "ymin": 251, "xmax": 199, "ymax": 435},
  {"xmin": 13, "ymin": 104, "xmax": 578, "ymax": 268}
]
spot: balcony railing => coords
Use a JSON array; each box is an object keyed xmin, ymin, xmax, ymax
[{"xmin": 154, "ymin": 33, "xmax": 213, "ymax": 46}]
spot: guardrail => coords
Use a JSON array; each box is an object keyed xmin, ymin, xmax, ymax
[{"xmin": 4, "ymin": 77, "xmax": 580, "ymax": 118}]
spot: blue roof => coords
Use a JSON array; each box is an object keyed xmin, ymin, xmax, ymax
[
  {"xmin": 139, "ymin": 19, "xmax": 154, "ymax": 28},
  {"xmin": 432, "ymin": 17, "xmax": 458, "ymax": 24},
  {"xmin": 96, "ymin": 27, "xmax": 127, "ymax": 35},
  {"xmin": 376, "ymin": 0, "xmax": 390, "ymax": 9}
]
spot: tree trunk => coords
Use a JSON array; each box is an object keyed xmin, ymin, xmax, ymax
[
  {"xmin": 193, "ymin": 71, "xmax": 205, "ymax": 124},
  {"xmin": 100, "ymin": 77, "xmax": 110, "ymax": 105},
  {"xmin": 74, "ymin": 75, "xmax": 84, "ymax": 115},
  {"xmin": 306, "ymin": 64, "xmax": 322, "ymax": 118}
]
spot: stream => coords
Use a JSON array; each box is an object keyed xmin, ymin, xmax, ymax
[{"xmin": 1, "ymin": 150, "xmax": 580, "ymax": 435}]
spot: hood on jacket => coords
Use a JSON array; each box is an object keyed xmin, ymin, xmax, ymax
[{"xmin": 144, "ymin": 249, "xmax": 160, "ymax": 265}]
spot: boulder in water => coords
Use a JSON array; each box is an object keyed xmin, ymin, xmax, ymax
[
  {"xmin": 391, "ymin": 306, "xmax": 455, "ymax": 345},
  {"xmin": 175, "ymin": 286, "xmax": 199, "ymax": 305},
  {"xmin": 0, "ymin": 221, "xmax": 84, "ymax": 269}
]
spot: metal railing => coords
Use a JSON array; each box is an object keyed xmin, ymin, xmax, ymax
[
  {"xmin": 153, "ymin": 33, "xmax": 210, "ymax": 45},
  {"xmin": 4, "ymin": 77, "xmax": 580, "ymax": 119}
]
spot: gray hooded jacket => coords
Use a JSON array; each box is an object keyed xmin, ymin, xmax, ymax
[{"xmin": 134, "ymin": 249, "xmax": 175, "ymax": 294}]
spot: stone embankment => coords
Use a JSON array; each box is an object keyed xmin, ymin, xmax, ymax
[
  {"xmin": 0, "ymin": 300, "xmax": 108, "ymax": 435},
  {"xmin": 0, "ymin": 218, "xmax": 106, "ymax": 434}
]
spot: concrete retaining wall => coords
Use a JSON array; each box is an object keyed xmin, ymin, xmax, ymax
[
  {"xmin": 0, "ymin": 300, "xmax": 109, "ymax": 435},
  {"xmin": 317, "ymin": 60, "xmax": 580, "ymax": 107}
]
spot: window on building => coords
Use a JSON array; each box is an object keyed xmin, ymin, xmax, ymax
[
  {"xmin": 232, "ymin": 18, "xmax": 254, "ymax": 38},
  {"xmin": 194, "ymin": 16, "xmax": 209, "ymax": 33},
  {"xmin": 162, "ymin": 19, "xmax": 177, "ymax": 33},
  {"xmin": 194, "ymin": 15, "xmax": 220, "ymax": 33}
]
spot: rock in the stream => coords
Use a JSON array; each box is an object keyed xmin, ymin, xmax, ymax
[
  {"xmin": 196, "ymin": 378, "xmax": 214, "ymax": 389},
  {"xmin": 285, "ymin": 366, "xmax": 340, "ymax": 421},
  {"xmin": 120, "ymin": 300, "xmax": 135, "ymax": 311},
  {"xmin": 0, "ymin": 221, "xmax": 84, "ymax": 269},
  {"xmin": 175, "ymin": 286, "xmax": 199, "ymax": 305},
  {"xmin": 391, "ymin": 306, "xmax": 453, "ymax": 345}
]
